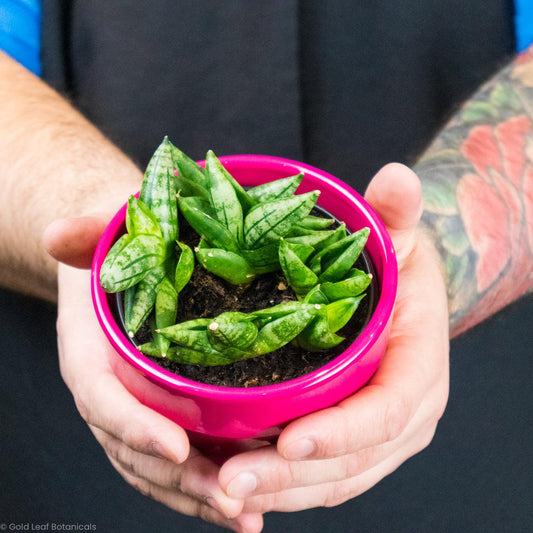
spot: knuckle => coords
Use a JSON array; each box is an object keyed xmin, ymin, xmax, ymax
[
  {"xmin": 343, "ymin": 447, "xmax": 375, "ymax": 479},
  {"xmin": 197, "ymin": 501, "xmax": 215, "ymax": 523},
  {"xmin": 129, "ymin": 475, "xmax": 153, "ymax": 499},
  {"xmin": 109, "ymin": 440, "xmax": 139, "ymax": 476},
  {"xmin": 323, "ymin": 483, "xmax": 352, "ymax": 508},
  {"xmin": 178, "ymin": 455, "xmax": 207, "ymax": 495},
  {"xmin": 419, "ymin": 416, "xmax": 440, "ymax": 452},
  {"xmin": 383, "ymin": 390, "xmax": 411, "ymax": 442},
  {"xmin": 72, "ymin": 388, "xmax": 91, "ymax": 424},
  {"xmin": 282, "ymin": 459, "xmax": 299, "ymax": 488}
]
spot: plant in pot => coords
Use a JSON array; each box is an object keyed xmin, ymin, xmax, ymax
[{"xmin": 91, "ymin": 137, "xmax": 397, "ymax": 459}]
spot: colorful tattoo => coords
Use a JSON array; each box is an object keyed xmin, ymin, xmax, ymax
[{"xmin": 416, "ymin": 46, "xmax": 533, "ymax": 335}]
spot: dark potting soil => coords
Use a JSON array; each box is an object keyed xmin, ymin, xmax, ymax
[
  {"xmin": 125, "ymin": 210, "xmax": 376, "ymax": 388},
  {"xmin": 130, "ymin": 262, "xmax": 374, "ymax": 388},
  {"xmin": 140, "ymin": 267, "xmax": 371, "ymax": 387}
]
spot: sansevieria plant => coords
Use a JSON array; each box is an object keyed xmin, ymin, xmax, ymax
[{"xmin": 99, "ymin": 137, "xmax": 372, "ymax": 365}]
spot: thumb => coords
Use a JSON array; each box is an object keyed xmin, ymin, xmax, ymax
[
  {"xmin": 364, "ymin": 163, "xmax": 423, "ymax": 267},
  {"xmin": 42, "ymin": 216, "xmax": 109, "ymax": 269}
]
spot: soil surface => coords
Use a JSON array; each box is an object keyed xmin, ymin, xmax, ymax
[{"xmin": 123, "ymin": 211, "xmax": 376, "ymax": 388}]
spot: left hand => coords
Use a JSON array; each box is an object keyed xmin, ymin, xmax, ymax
[
  {"xmin": 218, "ymin": 163, "xmax": 450, "ymax": 513},
  {"xmin": 44, "ymin": 217, "xmax": 264, "ymax": 533}
]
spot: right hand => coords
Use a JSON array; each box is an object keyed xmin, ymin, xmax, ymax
[{"xmin": 44, "ymin": 217, "xmax": 264, "ymax": 533}]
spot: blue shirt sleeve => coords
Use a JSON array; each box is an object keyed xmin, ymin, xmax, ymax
[
  {"xmin": 515, "ymin": 0, "xmax": 533, "ymax": 51},
  {"xmin": 0, "ymin": 0, "xmax": 42, "ymax": 75}
]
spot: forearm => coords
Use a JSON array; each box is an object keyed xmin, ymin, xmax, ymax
[
  {"xmin": 0, "ymin": 51, "xmax": 142, "ymax": 301},
  {"xmin": 415, "ymin": 45, "xmax": 533, "ymax": 337}
]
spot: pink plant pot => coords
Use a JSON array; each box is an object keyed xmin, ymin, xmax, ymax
[{"xmin": 91, "ymin": 155, "xmax": 397, "ymax": 459}]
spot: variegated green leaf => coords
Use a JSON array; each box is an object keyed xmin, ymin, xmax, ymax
[
  {"xmin": 205, "ymin": 150, "xmax": 245, "ymax": 241},
  {"xmin": 296, "ymin": 214, "xmax": 335, "ymax": 230},
  {"xmin": 169, "ymin": 141, "xmax": 208, "ymax": 197},
  {"xmin": 244, "ymin": 190, "xmax": 320, "ymax": 248},
  {"xmin": 125, "ymin": 196, "xmax": 162, "ymax": 237},
  {"xmin": 166, "ymin": 345, "xmax": 234, "ymax": 366},
  {"xmin": 140, "ymin": 136, "xmax": 178, "ymax": 246},
  {"xmin": 196, "ymin": 248, "xmax": 255, "ymax": 284},
  {"xmin": 317, "ymin": 227, "xmax": 370, "ymax": 283},
  {"xmin": 206, "ymin": 312, "xmax": 258, "ymax": 350},
  {"xmin": 251, "ymin": 303, "xmax": 319, "ymax": 355},
  {"xmin": 247, "ymin": 173, "xmax": 303, "ymax": 203},
  {"xmin": 326, "ymin": 296, "xmax": 365, "ymax": 333},
  {"xmin": 320, "ymin": 269, "xmax": 372, "ymax": 300},
  {"xmin": 239, "ymin": 242, "xmax": 280, "ymax": 273},
  {"xmin": 295, "ymin": 309, "xmax": 344, "ymax": 351},
  {"xmin": 279, "ymin": 239, "xmax": 318, "ymax": 296},
  {"xmin": 153, "ymin": 276, "xmax": 178, "ymax": 356},
  {"xmin": 100, "ymin": 234, "xmax": 165, "ymax": 293},
  {"xmin": 124, "ymin": 264, "xmax": 166, "ymax": 336},
  {"xmin": 178, "ymin": 196, "xmax": 239, "ymax": 252},
  {"xmin": 174, "ymin": 241, "xmax": 194, "ymax": 293}
]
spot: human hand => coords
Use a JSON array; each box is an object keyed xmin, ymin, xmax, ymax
[
  {"xmin": 43, "ymin": 218, "xmax": 264, "ymax": 533},
  {"xmin": 218, "ymin": 163, "xmax": 450, "ymax": 513}
]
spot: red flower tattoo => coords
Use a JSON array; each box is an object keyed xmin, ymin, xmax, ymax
[{"xmin": 458, "ymin": 116, "xmax": 533, "ymax": 308}]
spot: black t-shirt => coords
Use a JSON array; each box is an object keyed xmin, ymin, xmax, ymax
[{"xmin": 41, "ymin": 1, "xmax": 515, "ymax": 191}]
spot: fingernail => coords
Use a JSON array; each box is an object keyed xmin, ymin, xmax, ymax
[
  {"xmin": 283, "ymin": 438, "xmax": 316, "ymax": 460},
  {"xmin": 150, "ymin": 440, "xmax": 183, "ymax": 463},
  {"xmin": 205, "ymin": 497, "xmax": 228, "ymax": 518},
  {"xmin": 226, "ymin": 472, "xmax": 258, "ymax": 498}
]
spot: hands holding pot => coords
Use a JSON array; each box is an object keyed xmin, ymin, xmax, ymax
[
  {"xmin": 44, "ymin": 162, "xmax": 449, "ymax": 532},
  {"xmin": 44, "ymin": 220, "xmax": 264, "ymax": 533},
  {"xmin": 218, "ymin": 164, "xmax": 450, "ymax": 516}
]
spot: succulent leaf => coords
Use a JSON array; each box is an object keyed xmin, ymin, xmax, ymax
[
  {"xmin": 196, "ymin": 248, "xmax": 255, "ymax": 284},
  {"xmin": 296, "ymin": 214, "xmax": 335, "ymax": 230},
  {"xmin": 178, "ymin": 196, "xmax": 239, "ymax": 252},
  {"xmin": 169, "ymin": 142, "xmax": 208, "ymax": 197},
  {"xmin": 295, "ymin": 308, "xmax": 345, "ymax": 351},
  {"xmin": 100, "ymin": 233, "xmax": 165, "ymax": 293},
  {"xmin": 303, "ymin": 284, "xmax": 329, "ymax": 305},
  {"xmin": 279, "ymin": 239, "xmax": 318, "ymax": 296},
  {"xmin": 140, "ymin": 137, "xmax": 178, "ymax": 246},
  {"xmin": 125, "ymin": 196, "xmax": 162, "ymax": 237},
  {"xmin": 205, "ymin": 150, "xmax": 245, "ymax": 242},
  {"xmin": 247, "ymin": 172, "xmax": 303, "ymax": 203},
  {"xmin": 326, "ymin": 296, "xmax": 365, "ymax": 333},
  {"xmin": 251, "ymin": 303, "xmax": 319, "ymax": 355},
  {"xmin": 244, "ymin": 190, "xmax": 320, "ymax": 248},
  {"xmin": 124, "ymin": 264, "xmax": 166, "ymax": 336},
  {"xmin": 166, "ymin": 345, "xmax": 234, "ymax": 366},
  {"xmin": 153, "ymin": 276, "xmax": 178, "ymax": 356},
  {"xmin": 239, "ymin": 242, "xmax": 281, "ymax": 273},
  {"xmin": 316, "ymin": 227, "xmax": 370, "ymax": 283},
  {"xmin": 206, "ymin": 312, "xmax": 258, "ymax": 350},
  {"xmin": 320, "ymin": 269, "xmax": 372, "ymax": 300},
  {"xmin": 174, "ymin": 241, "xmax": 195, "ymax": 293}
]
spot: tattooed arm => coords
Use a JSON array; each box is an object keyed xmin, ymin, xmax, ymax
[
  {"xmin": 217, "ymin": 47, "xmax": 533, "ymax": 516},
  {"xmin": 416, "ymin": 45, "xmax": 533, "ymax": 337}
]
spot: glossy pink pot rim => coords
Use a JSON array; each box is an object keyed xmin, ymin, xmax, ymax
[{"xmin": 91, "ymin": 155, "xmax": 397, "ymax": 400}]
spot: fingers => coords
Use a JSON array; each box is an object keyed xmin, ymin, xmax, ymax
[
  {"xmin": 276, "ymin": 327, "xmax": 443, "ymax": 462},
  {"xmin": 364, "ymin": 163, "xmax": 423, "ymax": 266},
  {"xmin": 239, "ymin": 438, "xmax": 423, "ymax": 513},
  {"xmin": 219, "ymin": 397, "xmax": 440, "ymax": 513},
  {"xmin": 219, "ymin": 345, "xmax": 446, "ymax": 501},
  {"xmin": 93, "ymin": 428, "xmax": 244, "ymax": 519},
  {"xmin": 219, "ymin": 371, "xmax": 445, "ymax": 502},
  {"xmin": 76, "ymin": 371, "xmax": 191, "ymax": 464},
  {"xmin": 42, "ymin": 216, "xmax": 109, "ymax": 268},
  {"xmin": 55, "ymin": 264, "xmax": 263, "ymax": 529},
  {"xmin": 56, "ymin": 265, "xmax": 190, "ymax": 464},
  {"xmin": 109, "ymin": 455, "xmax": 264, "ymax": 533}
]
